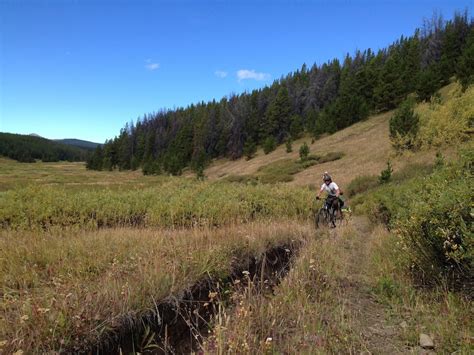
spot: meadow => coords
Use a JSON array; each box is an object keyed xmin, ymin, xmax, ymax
[
  {"xmin": 0, "ymin": 159, "xmax": 316, "ymax": 353},
  {"xmin": 1, "ymin": 83, "xmax": 472, "ymax": 353}
]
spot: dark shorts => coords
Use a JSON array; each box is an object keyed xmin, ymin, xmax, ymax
[{"xmin": 325, "ymin": 196, "xmax": 344, "ymax": 209}]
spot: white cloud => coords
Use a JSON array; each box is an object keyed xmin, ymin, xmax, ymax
[
  {"xmin": 237, "ymin": 69, "xmax": 270, "ymax": 82},
  {"xmin": 145, "ymin": 59, "xmax": 160, "ymax": 71},
  {"xmin": 214, "ymin": 70, "xmax": 228, "ymax": 78}
]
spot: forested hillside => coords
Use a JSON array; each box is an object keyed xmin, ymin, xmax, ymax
[
  {"xmin": 87, "ymin": 12, "xmax": 474, "ymax": 174},
  {"xmin": 0, "ymin": 133, "xmax": 91, "ymax": 162},
  {"xmin": 54, "ymin": 139, "xmax": 101, "ymax": 151}
]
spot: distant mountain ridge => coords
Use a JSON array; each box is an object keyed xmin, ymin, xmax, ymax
[
  {"xmin": 54, "ymin": 139, "xmax": 101, "ymax": 150},
  {"xmin": 27, "ymin": 134, "xmax": 101, "ymax": 150}
]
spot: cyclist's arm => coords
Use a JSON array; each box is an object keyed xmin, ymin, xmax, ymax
[{"xmin": 316, "ymin": 186, "xmax": 324, "ymax": 199}]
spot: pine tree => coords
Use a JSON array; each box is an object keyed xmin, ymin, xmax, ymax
[
  {"xmin": 456, "ymin": 28, "xmax": 474, "ymax": 90},
  {"xmin": 289, "ymin": 115, "xmax": 304, "ymax": 139},
  {"xmin": 86, "ymin": 145, "xmax": 103, "ymax": 170},
  {"xmin": 191, "ymin": 150, "xmax": 208, "ymax": 179},
  {"xmin": 264, "ymin": 86, "xmax": 291, "ymax": 141},
  {"xmin": 379, "ymin": 161, "xmax": 393, "ymax": 183},
  {"xmin": 374, "ymin": 51, "xmax": 405, "ymax": 111},
  {"xmin": 299, "ymin": 142, "xmax": 310, "ymax": 161},
  {"xmin": 243, "ymin": 139, "xmax": 257, "ymax": 160},
  {"xmin": 263, "ymin": 136, "xmax": 276, "ymax": 154},
  {"xmin": 416, "ymin": 65, "xmax": 442, "ymax": 101},
  {"xmin": 389, "ymin": 99, "xmax": 420, "ymax": 150}
]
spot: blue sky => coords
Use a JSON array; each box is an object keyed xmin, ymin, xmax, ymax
[{"xmin": 1, "ymin": 0, "xmax": 472, "ymax": 143}]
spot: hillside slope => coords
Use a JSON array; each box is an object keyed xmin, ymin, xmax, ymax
[{"xmin": 204, "ymin": 109, "xmax": 445, "ymax": 188}]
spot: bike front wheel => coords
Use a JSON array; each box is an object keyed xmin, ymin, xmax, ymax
[{"xmin": 315, "ymin": 208, "xmax": 329, "ymax": 229}]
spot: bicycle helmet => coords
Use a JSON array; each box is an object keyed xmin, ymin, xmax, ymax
[{"xmin": 323, "ymin": 172, "xmax": 332, "ymax": 182}]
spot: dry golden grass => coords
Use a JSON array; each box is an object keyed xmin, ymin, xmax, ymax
[
  {"xmin": 0, "ymin": 220, "xmax": 311, "ymax": 353},
  {"xmin": 204, "ymin": 217, "xmax": 473, "ymax": 354},
  {"xmin": 204, "ymin": 218, "xmax": 383, "ymax": 353}
]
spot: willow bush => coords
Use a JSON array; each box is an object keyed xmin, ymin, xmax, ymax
[{"xmin": 355, "ymin": 148, "xmax": 473, "ymax": 288}]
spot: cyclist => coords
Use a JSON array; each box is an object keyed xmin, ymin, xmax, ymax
[{"xmin": 316, "ymin": 171, "xmax": 344, "ymax": 213}]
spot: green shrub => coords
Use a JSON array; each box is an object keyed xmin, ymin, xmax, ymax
[
  {"xmin": 299, "ymin": 142, "xmax": 309, "ymax": 161},
  {"xmin": 300, "ymin": 160, "xmax": 318, "ymax": 169},
  {"xmin": 391, "ymin": 162, "xmax": 433, "ymax": 183},
  {"xmin": 393, "ymin": 153, "xmax": 473, "ymax": 287},
  {"xmin": 285, "ymin": 139, "xmax": 293, "ymax": 153},
  {"xmin": 255, "ymin": 157, "xmax": 320, "ymax": 184},
  {"xmin": 142, "ymin": 160, "xmax": 162, "ymax": 175},
  {"xmin": 223, "ymin": 174, "xmax": 258, "ymax": 185},
  {"xmin": 256, "ymin": 159, "xmax": 300, "ymax": 183},
  {"xmin": 374, "ymin": 276, "xmax": 402, "ymax": 302},
  {"xmin": 346, "ymin": 175, "xmax": 379, "ymax": 197},
  {"xmin": 318, "ymin": 151, "xmax": 344, "ymax": 163},
  {"xmin": 434, "ymin": 151, "xmax": 445, "ymax": 169},
  {"xmin": 379, "ymin": 161, "xmax": 393, "ymax": 183},
  {"xmin": 263, "ymin": 137, "xmax": 277, "ymax": 155},
  {"xmin": 305, "ymin": 154, "xmax": 320, "ymax": 162}
]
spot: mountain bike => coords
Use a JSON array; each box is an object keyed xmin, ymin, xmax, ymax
[{"xmin": 314, "ymin": 197, "xmax": 337, "ymax": 229}]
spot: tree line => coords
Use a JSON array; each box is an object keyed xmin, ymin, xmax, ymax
[
  {"xmin": 0, "ymin": 133, "xmax": 91, "ymax": 163},
  {"xmin": 87, "ymin": 11, "xmax": 474, "ymax": 175}
]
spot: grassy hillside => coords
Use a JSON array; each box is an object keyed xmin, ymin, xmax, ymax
[{"xmin": 203, "ymin": 87, "xmax": 460, "ymax": 188}]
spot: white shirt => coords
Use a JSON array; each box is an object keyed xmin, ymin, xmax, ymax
[{"xmin": 320, "ymin": 182, "xmax": 339, "ymax": 196}]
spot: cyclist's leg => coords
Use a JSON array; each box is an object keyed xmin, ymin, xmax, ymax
[{"xmin": 328, "ymin": 197, "xmax": 337, "ymax": 227}]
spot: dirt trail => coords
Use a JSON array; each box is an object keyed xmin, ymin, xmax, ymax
[{"xmin": 333, "ymin": 217, "xmax": 408, "ymax": 354}]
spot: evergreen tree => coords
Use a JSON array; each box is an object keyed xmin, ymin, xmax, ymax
[
  {"xmin": 264, "ymin": 86, "xmax": 291, "ymax": 141},
  {"xmin": 379, "ymin": 161, "xmax": 393, "ymax": 183},
  {"xmin": 374, "ymin": 50, "xmax": 405, "ymax": 111},
  {"xmin": 191, "ymin": 150, "xmax": 208, "ymax": 179},
  {"xmin": 86, "ymin": 145, "xmax": 103, "ymax": 170},
  {"xmin": 142, "ymin": 159, "xmax": 161, "ymax": 175},
  {"xmin": 289, "ymin": 114, "xmax": 304, "ymax": 139},
  {"xmin": 456, "ymin": 28, "xmax": 474, "ymax": 90},
  {"xmin": 243, "ymin": 139, "xmax": 257, "ymax": 160},
  {"xmin": 416, "ymin": 65, "xmax": 442, "ymax": 101},
  {"xmin": 299, "ymin": 142, "xmax": 310, "ymax": 161},
  {"xmin": 389, "ymin": 99, "xmax": 420, "ymax": 150},
  {"xmin": 263, "ymin": 136, "xmax": 276, "ymax": 154}
]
